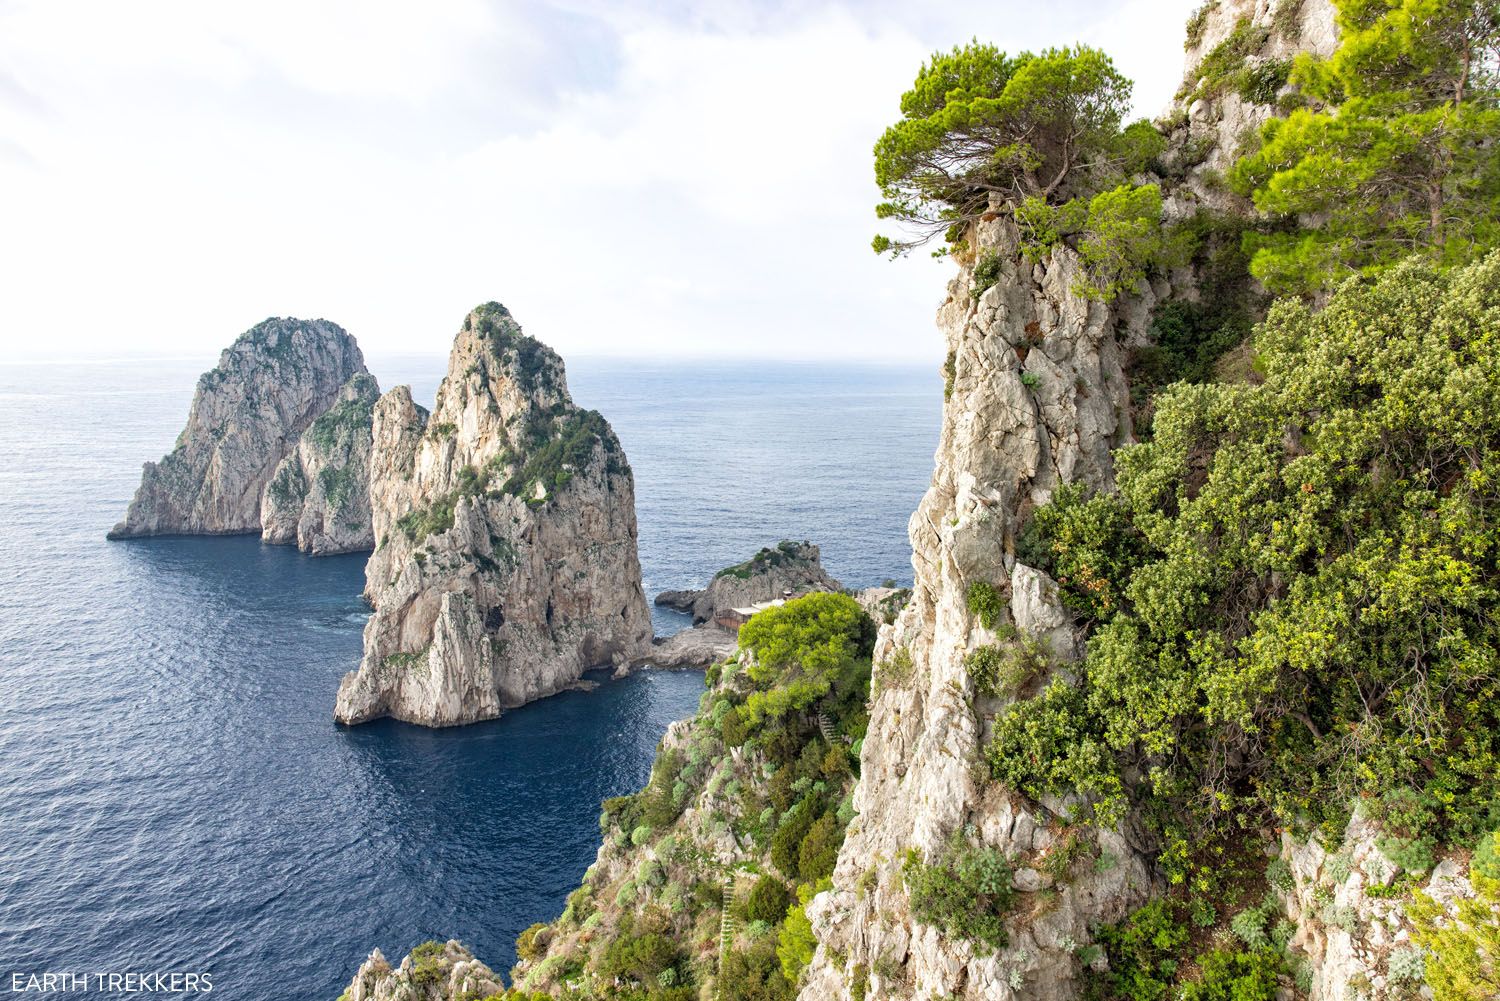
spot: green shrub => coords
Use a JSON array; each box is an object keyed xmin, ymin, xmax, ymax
[
  {"xmin": 771, "ymin": 802, "xmax": 817, "ymax": 879},
  {"xmin": 1093, "ymin": 900, "xmax": 1189, "ymax": 1001},
  {"xmin": 739, "ymin": 593, "xmax": 876, "ymax": 726},
  {"xmin": 903, "ymin": 832, "xmax": 1015, "ymax": 953},
  {"xmin": 1474, "ymin": 830, "xmax": 1500, "ymax": 880},
  {"xmin": 600, "ymin": 932, "xmax": 682, "ymax": 991},
  {"xmin": 723, "ymin": 936, "xmax": 796, "ymax": 1001},
  {"xmin": 1019, "ymin": 483, "xmax": 1144, "ymax": 621},
  {"xmin": 1178, "ymin": 948, "xmax": 1282, "ymax": 1001},
  {"xmin": 776, "ymin": 880, "xmax": 828, "ymax": 984},
  {"xmin": 408, "ymin": 941, "xmax": 447, "ymax": 987},
  {"xmin": 745, "ymin": 877, "xmax": 792, "ymax": 924},
  {"xmin": 965, "ymin": 580, "xmax": 1005, "ymax": 630},
  {"xmin": 971, "ymin": 253, "xmax": 1004, "ymax": 300},
  {"xmin": 798, "ymin": 813, "xmax": 842, "ymax": 883},
  {"xmin": 965, "ymin": 637, "xmax": 1048, "ymax": 697},
  {"xmin": 515, "ymin": 923, "xmax": 550, "ymax": 963}
]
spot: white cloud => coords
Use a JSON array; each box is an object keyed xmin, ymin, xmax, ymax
[{"xmin": 0, "ymin": 0, "xmax": 1201, "ymax": 365}]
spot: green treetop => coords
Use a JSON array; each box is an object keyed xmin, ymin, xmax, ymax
[
  {"xmin": 738, "ymin": 592, "xmax": 875, "ymax": 726},
  {"xmin": 872, "ymin": 42, "xmax": 1169, "ymax": 299},
  {"xmin": 1232, "ymin": 0, "xmax": 1500, "ymax": 293}
]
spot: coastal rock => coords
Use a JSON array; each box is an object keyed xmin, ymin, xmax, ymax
[
  {"xmin": 855, "ymin": 584, "xmax": 912, "ymax": 626},
  {"xmin": 653, "ymin": 540, "xmax": 842, "ymax": 624},
  {"xmin": 259, "ymin": 372, "xmax": 380, "ymax": 555},
  {"xmin": 641, "ymin": 625, "xmax": 737, "ymax": 669},
  {"xmin": 108, "ymin": 318, "xmax": 367, "ymax": 540},
  {"xmin": 333, "ymin": 303, "xmax": 653, "ymax": 727},
  {"xmin": 340, "ymin": 941, "xmax": 504, "ymax": 1001}
]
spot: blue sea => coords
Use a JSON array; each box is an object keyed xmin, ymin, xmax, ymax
[{"xmin": 0, "ymin": 356, "xmax": 939, "ymax": 1000}]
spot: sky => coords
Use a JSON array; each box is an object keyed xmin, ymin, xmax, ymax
[{"xmin": 0, "ymin": 0, "xmax": 1201, "ymax": 364}]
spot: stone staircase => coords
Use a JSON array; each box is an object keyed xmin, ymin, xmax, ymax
[
  {"xmin": 716, "ymin": 869, "xmax": 757, "ymax": 998},
  {"xmin": 816, "ymin": 710, "xmax": 850, "ymax": 745}
]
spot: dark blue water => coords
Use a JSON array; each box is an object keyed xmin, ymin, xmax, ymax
[{"xmin": 0, "ymin": 356, "xmax": 938, "ymax": 999}]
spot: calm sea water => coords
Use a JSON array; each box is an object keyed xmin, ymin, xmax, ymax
[{"xmin": 0, "ymin": 356, "xmax": 938, "ymax": 999}]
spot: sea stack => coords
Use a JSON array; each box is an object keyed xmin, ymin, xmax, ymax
[
  {"xmin": 333, "ymin": 302, "xmax": 652, "ymax": 727},
  {"xmin": 108, "ymin": 318, "xmax": 368, "ymax": 540},
  {"xmin": 259, "ymin": 371, "xmax": 381, "ymax": 555}
]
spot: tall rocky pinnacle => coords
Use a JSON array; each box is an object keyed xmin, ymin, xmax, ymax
[
  {"xmin": 107, "ymin": 318, "xmax": 368, "ymax": 540},
  {"xmin": 259, "ymin": 371, "xmax": 382, "ymax": 555},
  {"xmin": 798, "ymin": 3, "xmax": 1360, "ymax": 1000},
  {"xmin": 332, "ymin": 302, "xmax": 653, "ymax": 728}
]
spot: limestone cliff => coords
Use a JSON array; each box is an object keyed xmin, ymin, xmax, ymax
[
  {"xmin": 333, "ymin": 303, "xmax": 653, "ymax": 727},
  {"xmin": 260, "ymin": 372, "xmax": 381, "ymax": 555},
  {"xmin": 108, "ymin": 318, "xmax": 367, "ymax": 540},
  {"xmin": 800, "ymin": 4, "xmax": 1472, "ymax": 1001},
  {"xmin": 800, "ymin": 211, "xmax": 1162, "ymax": 1001}
]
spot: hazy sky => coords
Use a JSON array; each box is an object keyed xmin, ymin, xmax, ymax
[{"xmin": 0, "ymin": 0, "xmax": 1199, "ymax": 364}]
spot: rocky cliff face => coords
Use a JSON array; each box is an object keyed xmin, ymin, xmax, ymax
[
  {"xmin": 108, "ymin": 318, "xmax": 367, "ymax": 540},
  {"xmin": 1160, "ymin": 0, "xmax": 1339, "ymax": 215},
  {"xmin": 260, "ymin": 372, "xmax": 380, "ymax": 555},
  {"xmin": 800, "ymin": 5, "xmax": 1471, "ymax": 1001},
  {"xmin": 800, "ymin": 212, "xmax": 1162, "ymax": 1001},
  {"xmin": 333, "ymin": 303, "xmax": 653, "ymax": 727}
]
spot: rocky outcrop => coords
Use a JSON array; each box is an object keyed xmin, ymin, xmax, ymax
[
  {"xmin": 340, "ymin": 942, "xmax": 504, "ymax": 1001},
  {"xmin": 640, "ymin": 625, "xmax": 738, "ymax": 669},
  {"xmin": 1161, "ymin": 0, "xmax": 1339, "ymax": 215},
  {"xmin": 800, "ymin": 210, "xmax": 1161, "ymax": 1001},
  {"xmin": 260, "ymin": 372, "xmax": 380, "ymax": 555},
  {"xmin": 1280, "ymin": 818, "xmax": 1472, "ymax": 1001},
  {"xmin": 333, "ymin": 303, "xmax": 653, "ymax": 727},
  {"xmin": 654, "ymin": 541, "xmax": 842, "ymax": 624},
  {"xmin": 108, "ymin": 318, "xmax": 367, "ymax": 540}
]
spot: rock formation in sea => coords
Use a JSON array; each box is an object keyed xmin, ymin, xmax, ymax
[
  {"xmin": 641, "ymin": 623, "xmax": 738, "ymax": 669},
  {"xmin": 654, "ymin": 540, "xmax": 841, "ymax": 624},
  {"xmin": 332, "ymin": 302, "xmax": 653, "ymax": 727},
  {"xmin": 108, "ymin": 318, "xmax": 368, "ymax": 540},
  {"xmin": 259, "ymin": 372, "xmax": 381, "ymax": 555}
]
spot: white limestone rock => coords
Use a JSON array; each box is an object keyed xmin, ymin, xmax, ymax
[
  {"xmin": 109, "ymin": 318, "xmax": 367, "ymax": 540},
  {"xmin": 340, "ymin": 941, "xmax": 504, "ymax": 1001},
  {"xmin": 260, "ymin": 371, "xmax": 381, "ymax": 555},
  {"xmin": 333, "ymin": 302, "xmax": 652, "ymax": 727}
]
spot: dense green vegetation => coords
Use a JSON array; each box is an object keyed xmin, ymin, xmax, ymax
[
  {"xmin": 1412, "ymin": 832, "xmax": 1500, "ymax": 999},
  {"xmin": 514, "ymin": 593, "xmax": 875, "ymax": 1000},
  {"xmin": 871, "ymin": 42, "xmax": 1171, "ymax": 300},
  {"xmin": 995, "ymin": 255, "xmax": 1500, "ymax": 886},
  {"xmin": 1233, "ymin": 0, "xmax": 1500, "ymax": 292}
]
